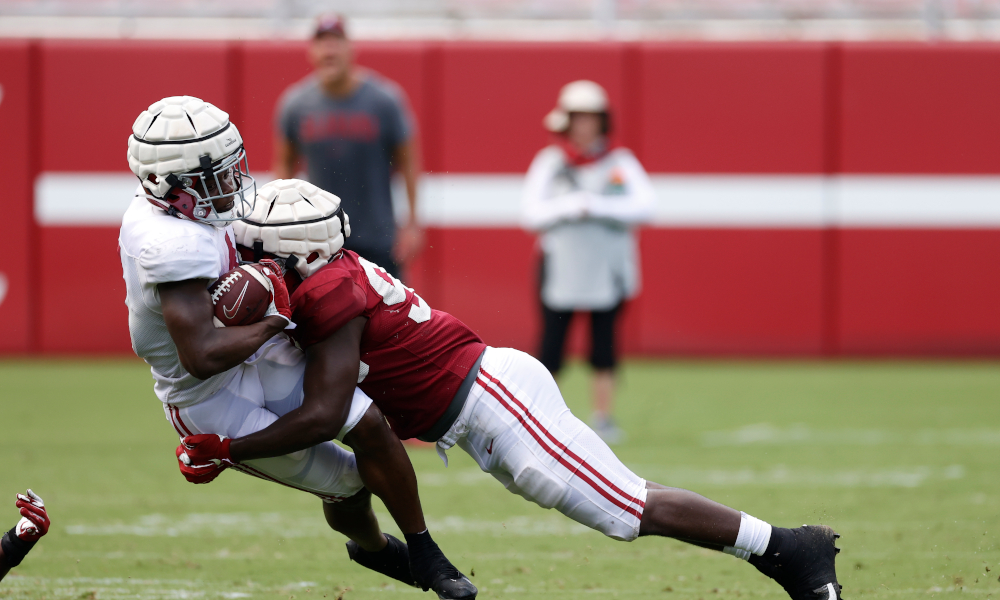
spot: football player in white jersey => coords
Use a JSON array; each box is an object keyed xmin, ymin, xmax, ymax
[{"xmin": 119, "ymin": 96, "xmax": 474, "ymax": 599}]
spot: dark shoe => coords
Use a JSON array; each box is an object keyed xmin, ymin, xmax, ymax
[
  {"xmin": 346, "ymin": 534, "xmax": 417, "ymax": 587},
  {"xmin": 422, "ymin": 570, "xmax": 477, "ymax": 600},
  {"xmin": 750, "ymin": 525, "xmax": 843, "ymax": 599}
]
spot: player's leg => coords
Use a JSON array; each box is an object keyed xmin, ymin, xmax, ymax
[
  {"xmin": 250, "ymin": 348, "xmax": 476, "ymax": 598},
  {"xmin": 456, "ymin": 347, "xmax": 842, "ymax": 600}
]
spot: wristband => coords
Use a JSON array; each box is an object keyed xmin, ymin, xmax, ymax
[{"xmin": 1, "ymin": 527, "xmax": 36, "ymax": 568}]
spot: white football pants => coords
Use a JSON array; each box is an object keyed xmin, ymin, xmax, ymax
[
  {"xmin": 163, "ymin": 336, "xmax": 372, "ymax": 502},
  {"xmin": 440, "ymin": 347, "xmax": 647, "ymax": 541}
]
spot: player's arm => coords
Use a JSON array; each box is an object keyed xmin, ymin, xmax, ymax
[
  {"xmin": 160, "ymin": 278, "xmax": 288, "ymax": 380},
  {"xmin": 225, "ymin": 316, "xmax": 366, "ymax": 462}
]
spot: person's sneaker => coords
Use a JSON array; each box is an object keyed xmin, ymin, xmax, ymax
[
  {"xmin": 749, "ymin": 525, "xmax": 843, "ymax": 599},
  {"xmin": 591, "ymin": 414, "xmax": 626, "ymax": 445},
  {"xmin": 346, "ymin": 534, "xmax": 417, "ymax": 587}
]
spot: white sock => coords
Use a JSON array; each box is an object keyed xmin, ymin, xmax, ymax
[{"xmin": 723, "ymin": 512, "xmax": 772, "ymax": 561}]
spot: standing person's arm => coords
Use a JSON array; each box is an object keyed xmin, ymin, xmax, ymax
[
  {"xmin": 586, "ymin": 150, "xmax": 656, "ymax": 225},
  {"xmin": 521, "ymin": 148, "xmax": 588, "ymax": 231},
  {"xmin": 273, "ymin": 90, "xmax": 302, "ymax": 181},
  {"xmin": 391, "ymin": 138, "xmax": 425, "ymax": 265},
  {"xmin": 273, "ymin": 135, "xmax": 301, "ymax": 180}
]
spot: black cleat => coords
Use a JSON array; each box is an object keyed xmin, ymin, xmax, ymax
[
  {"xmin": 418, "ymin": 568, "xmax": 477, "ymax": 600},
  {"xmin": 405, "ymin": 530, "xmax": 477, "ymax": 599},
  {"xmin": 346, "ymin": 534, "xmax": 417, "ymax": 587},
  {"xmin": 750, "ymin": 525, "xmax": 843, "ymax": 600}
]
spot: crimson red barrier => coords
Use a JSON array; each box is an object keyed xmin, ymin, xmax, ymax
[
  {"xmin": 38, "ymin": 228, "xmax": 131, "ymax": 353},
  {"xmin": 10, "ymin": 40, "xmax": 1000, "ymax": 356},
  {"xmin": 437, "ymin": 42, "xmax": 629, "ymax": 173},
  {"xmin": 0, "ymin": 41, "xmax": 35, "ymax": 352},
  {"xmin": 635, "ymin": 229, "xmax": 825, "ymax": 354},
  {"xmin": 638, "ymin": 43, "xmax": 828, "ymax": 173},
  {"xmin": 39, "ymin": 41, "xmax": 233, "ymax": 172},
  {"xmin": 838, "ymin": 229, "xmax": 1000, "ymax": 354},
  {"xmin": 839, "ymin": 43, "xmax": 1000, "ymax": 174}
]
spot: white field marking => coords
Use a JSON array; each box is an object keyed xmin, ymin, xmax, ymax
[
  {"xmin": 67, "ymin": 510, "xmax": 589, "ymax": 538},
  {"xmin": 0, "ymin": 576, "xmax": 329, "ymax": 599},
  {"xmin": 35, "ymin": 171, "xmax": 1000, "ymax": 228},
  {"xmin": 0, "ymin": 271, "xmax": 7, "ymax": 308},
  {"xmin": 65, "ymin": 512, "xmax": 328, "ymax": 538},
  {"xmin": 701, "ymin": 423, "xmax": 1000, "ymax": 447},
  {"xmin": 628, "ymin": 465, "xmax": 965, "ymax": 488}
]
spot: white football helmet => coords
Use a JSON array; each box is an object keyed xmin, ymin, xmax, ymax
[
  {"xmin": 127, "ymin": 96, "xmax": 255, "ymax": 227},
  {"xmin": 233, "ymin": 179, "xmax": 351, "ymax": 280}
]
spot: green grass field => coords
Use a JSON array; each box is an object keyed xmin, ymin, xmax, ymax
[{"xmin": 1, "ymin": 358, "xmax": 998, "ymax": 599}]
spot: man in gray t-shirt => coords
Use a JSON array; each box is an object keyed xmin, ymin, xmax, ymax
[{"xmin": 274, "ymin": 14, "xmax": 423, "ymax": 278}]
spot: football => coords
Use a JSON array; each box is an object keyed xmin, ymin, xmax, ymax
[{"xmin": 208, "ymin": 264, "xmax": 273, "ymax": 328}]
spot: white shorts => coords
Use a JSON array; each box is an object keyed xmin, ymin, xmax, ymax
[
  {"xmin": 441, "ymin": 347, "xmax": 647, "ymax": 541},
  {"xmin": 163, "ymin": 336, "xmax": 373, "ymax": 503}
]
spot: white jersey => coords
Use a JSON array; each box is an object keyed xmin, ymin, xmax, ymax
[
  {"xmin": 119, "ymin": 188, "xmax": 240, "ymax": 407},
  {"xmin": 521, "ymin": 145, "xmax": 654, "ymax": 311}
]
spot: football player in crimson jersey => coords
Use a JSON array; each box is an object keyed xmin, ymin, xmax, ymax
[
  {"xmin": 124, "ymin": 98, "xmax": 473, "ymax": 599},
  {"xmin": 0, "ymin": 490, "xmax": 49, "ymax": 580},
  {"xmin": 183, "ymin": 179, "xmax": 843, "ymax": 600}
]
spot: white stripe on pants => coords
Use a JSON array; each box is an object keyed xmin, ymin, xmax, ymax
[{"xmin": 444, "ymin": 347, "xmax": 647, "ymax": 541}]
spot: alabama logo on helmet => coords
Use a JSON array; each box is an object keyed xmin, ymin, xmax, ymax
[
  {"xmin": 127, "ymin": 96, "xmax": 256, "ymax": 227},
  {"xmin": 233, "ymin": 179, "xmax": 351, "ymax": 280}
]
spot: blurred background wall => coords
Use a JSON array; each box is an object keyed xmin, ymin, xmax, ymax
[
  {"xmin": 2, "ymin": 2, "xmax": 1000, "ymax": 357},
  {"xmin": 3, "ymin": 39, "xmax": 1000, "ymax": 357}
]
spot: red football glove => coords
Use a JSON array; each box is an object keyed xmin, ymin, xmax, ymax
[
  {"xmin": 14, "ymin": 490, "xmax": 49, "ymax": 541},
  {"xmin": 176, "ymin": 434, "xmax": 234, "ymax": 484},
  {"xmin": 258, "ymin": 259, "xmax": 293, "ymax": 325}
]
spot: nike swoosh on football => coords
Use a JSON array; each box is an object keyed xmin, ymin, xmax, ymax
[{"xmin": 223, "ymin": 281, "xmax": 250, "ymax": 319}]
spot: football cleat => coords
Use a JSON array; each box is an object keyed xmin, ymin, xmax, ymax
[
  {"xmin": 750, "ymin": 525, "xmax": 843, "ymax": 599},
  {"xmin": 409, "ymin": 546, "xmax": 477, "ymax": 599},
  {"xmin": 419, "ymin": 568, "xmax": 478, "ymax": 600},
  {"xmin": 346, "ymin": 534, "xmax": 417, "ymax": 587}
]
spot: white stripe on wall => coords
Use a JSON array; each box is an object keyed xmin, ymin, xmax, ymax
[{"xmin": 34, "ymin": 172, "xmax": 1000, "ymax": 228}]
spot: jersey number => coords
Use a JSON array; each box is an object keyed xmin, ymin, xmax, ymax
[{"xmin": 358, "ymin": 257, "xmax": 431, "ymax": 324}]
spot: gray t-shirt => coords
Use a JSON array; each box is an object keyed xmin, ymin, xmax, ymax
[{"xmin": 276, "ymin": 72, "xmax": 412, "ymax": 254}]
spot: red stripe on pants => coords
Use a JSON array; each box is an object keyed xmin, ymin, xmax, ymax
[
  {"xmin": 475, "ymin": 371, "xmax": 642, "ymax": 520},
  {"xmin": 478, "ymin": 368, "xmax": 645, "ymax": 511}
]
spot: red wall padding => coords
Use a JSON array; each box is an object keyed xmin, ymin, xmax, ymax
[
  {"xmin": 39, "ymin": 41, "xmax": 232, "ymax": 173},
  {"xmin": 638, "ymin": 43, "xmax": 829, "ymax": 173},
  {"xmin": 837, "ymin": 229, "xmax": 1000, "ymax": 354},
  {"xmin": 11, "ymin": 40, "xmax": 1000, "ymax": 356},
  {"xmin": 37, "ymin": 228, "xmax": 131, "ymax": 353},
  {"xmin": 634, "ymin": 229, "xmax": 825, "ymax": 354},
  {"xmin": 0, "ymin": 41, "xmax": 35, "ymax": 351},
  {"xmin": 839, "ymin": 43, "xmax": 1000, "ymax": 174},
  {"xmin": 435, "ymin": 42, "xmax": 629, "ymax": 173}
]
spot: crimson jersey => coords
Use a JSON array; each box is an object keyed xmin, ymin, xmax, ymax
[{"xmin": 288, "ymin": 250, "xmax": 486, "ymax": 439}]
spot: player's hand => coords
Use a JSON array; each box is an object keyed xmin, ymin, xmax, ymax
[
  {"xmin": 176, "ymin": 434, "xmax": 234, "ymax": 484},
  {"xmin": 14, "ymin": 489, "xmax": 49, "ymax": 541},
  {"xmin": 258, "ymin": 259, "xmax": 293, "ymax": 327}
]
